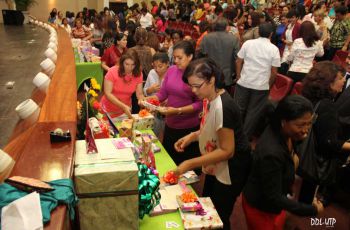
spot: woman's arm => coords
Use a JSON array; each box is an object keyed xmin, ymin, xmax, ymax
[
  {"xmin": 175, "ymin": 127, "xmax": 235, "ymax": 174},
  {"xmin": 104, "ymin": 79, "xmax": 132, "ymax": 118},
  {"xmin": 101, "ymin": 61, "xmax": 110, "ymax": 72},
  {"xmin": 136, "ymin": 82, "xmax": 145, "ymax": 101}
]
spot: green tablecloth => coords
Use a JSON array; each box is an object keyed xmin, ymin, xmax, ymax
[
  {"xmin": 74, "ymin": 48, "xmax": 103, "ymax": 89},
  {"xmin": 139, "ymin": 130, "xmax": 185, "ymax": 230}
]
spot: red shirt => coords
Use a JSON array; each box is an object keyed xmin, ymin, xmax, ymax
[
  {"xmin": 101, "ymin": 66, "xmax": 143, "ymax": 117},
  {"xmin": 101, "ymin": 45, "xmax": 127, "ymax": 68}
]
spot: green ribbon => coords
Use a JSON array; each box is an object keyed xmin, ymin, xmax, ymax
[{"xmin": 138, "ymin": 163, "xmax": 161, "ymax": 219}]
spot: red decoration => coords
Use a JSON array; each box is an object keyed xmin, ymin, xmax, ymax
[
  {"xmin": 147, "ymin": 98, "xmax": 160, "ymax": 106},
  {"xmin": 163, "ymin": 171, "xmax": 179, "ymax": 185}
]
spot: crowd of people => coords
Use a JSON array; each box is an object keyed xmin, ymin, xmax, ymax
[{"xmin": 48, "ymin": 0, "xmax": 350, "ymax": 229}]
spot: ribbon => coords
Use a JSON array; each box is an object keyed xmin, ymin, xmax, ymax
[{"xmin": 138, "ymin": 163, "xmax": 161, "ymax": 219}]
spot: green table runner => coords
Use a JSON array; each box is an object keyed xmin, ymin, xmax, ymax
[{"xmin": 139, "ymin": 130, "xmax": 185, "ymax": 230}]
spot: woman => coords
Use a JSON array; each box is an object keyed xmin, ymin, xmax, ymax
[
  {"xmin": 242, "ymin": 12, "xmax": 260, "ymax": 43},
  {"xmin": 101, "ymin": 50, "xmax": 144, "ymax": 119},
  {"xmin": 90, "ymin": 15, "xmax": 104, "ymax": 53},
  {"xmin": 243, "ymin": 95, "xmax": 324, "ymax": 230},
  {"xmin": 280, "ymin": 9, "xmax": 301, "ymax": 74},
  {"xmin": 62, "ymin": 18, "xmax": 72, "ymax": 36},
  {"xmin": 130, "ymin": 27, "xmax": 155, "ymax": 78},
  {"xmin": 72, "ymin": 19, "xmax": 92, "ymax": 40},
  {"xmin": 48, "ymin": 8, "xmax": 57, "ymax": 23},
  {"xmin": 170, "ymin": 58, "xmax": 251, "ymax": 230},
  {"xmin": 154, "ymin": 14, "xmax": 167, "ymax": 33},
  {"xmin": 276, "ymin": 14, "xmax": 288, "ymax": 53},
  {"xmin": 150, "ymin": 1, "xmax": 159, "ymax": 15},
  {"xmin": 287, "ymin": 21, "xmax": 324, "ymax": 83},
  {"xmin": 299, "ymin": 61, "xmax": 350, "ymax": 205},
  {"xmin": 314, "ymin": 10, "xmax": 330, "ymax": 45},
  {"xmin": 54, "ymin": 11, "xmax": 63, "ymax": 25},
  {"xmin": 101, "ymin": 32, "xmax": 127, "ymax": 72},
  {"xmin": 148, "ymin": 41, "xmax": 202, "ymax": 166},
  {"xmin": 143, "ymin": 52, "xmax": 169, "ymax": 138}
]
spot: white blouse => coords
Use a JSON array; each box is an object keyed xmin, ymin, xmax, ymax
[{"xmin": 288, "ymin": 38, "xmax": 324, "ymax": 73}]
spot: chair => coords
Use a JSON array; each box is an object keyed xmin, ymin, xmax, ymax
[
  {"xmin": 290, "ymin": 82, "xmax": 303, "ymax": 95},
  {"xmin": 269, "ymin": 74, "xmax": 294, "ymax": 101}
]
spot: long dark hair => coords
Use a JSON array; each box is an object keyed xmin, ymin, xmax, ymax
[
  {"xmin": 300, "ymin": 21, "xmax": 319, "ymax": 47},
  {"xmin": 118, "ymin": 50, "xmax": 141, "ymax": 77},
  {"xmin": 182, "ymin": 58, "xmax": 225, "ymax": 89}
]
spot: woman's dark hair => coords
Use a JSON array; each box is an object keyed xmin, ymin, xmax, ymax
[
  {"xmin": 118, "ymin": 50, "xmax": 141, "ymax": 77},
  {"xmin": 182, "ymin": 58, "xmax": 225, "ymax": 89},
  {"xmin": 141, "ymin": 7, "xmax": 148, "ymax": 14},
  {"xmin": 296, "ymin": 4, "xmax": 306, "ymax": 19},
  {"xmin": 153, "ymin": 52, "xmax": 169, "ymax": 63},
  {"xmin": 62, "ymin": 18, "xmax": 67, "ymax": 24},
  {"xmin": 65, "ymin": 11, "xmax": 70, "ymax": 18},
  {"xmin": 114, "ymin": 32, "xmax": 127, "ymax": 45},
  {"xmin": 250, "ymin": 12, "xmax": 261, "ymax": 27},
  {"xmin": 173, "ymin": 40, "xmax": 195, "ymax": 57},
  {"xmin": 270, "ymin": 95, "xmax": 313, "ymax": 131},
  {"xmin": 302, "ymin": 61, "xmax": 343, "ymax": 103},
  {"xmin": 134, "ymin": 27, "xmax": 148, "ymax": 45},
  {"xmin": 300, "ymin": 21, "xmax": 319, "ymax": 47},
  {"xmin": 286, "ymin": 9, "xmax": 298, "ymax": 18}
]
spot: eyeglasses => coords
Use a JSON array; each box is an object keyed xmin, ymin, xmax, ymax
[{"xmin": 188, "ymin": 81, "xmax": 206, "ymax": 89}]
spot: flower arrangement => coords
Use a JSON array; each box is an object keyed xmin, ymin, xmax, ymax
[{"xmin": 77, "ymin": 78, "xmax": 103, "ymax": 139}]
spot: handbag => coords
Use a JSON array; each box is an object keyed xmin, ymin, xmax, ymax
[{"xmin": 296, "ymin": 101, "xmax": 321, "ymax": 183}]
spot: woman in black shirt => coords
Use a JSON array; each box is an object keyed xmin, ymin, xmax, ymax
[
  {"xmin": 243, "ymin": 95, "xmax": 323, "ymax": 230},
  {"xmin": 299, "ymin": 61, "xmax": 350, "ymax": 205},
  {"xmin": 169, "ymin": 58, "xmax": 251, "ymax": 230}
]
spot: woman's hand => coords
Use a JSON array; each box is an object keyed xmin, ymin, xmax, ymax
[
  {"xmin": 158, "ymin": 107, "xmax": 178, "ymax": 116},
  {"xmin": 174, "ymin": 133, "xmax": 196, "ymax": 152},
  {"xmin": 312, "ymin": 198, "xmax": 324, "ymax": 214},
  {"xmin": 122, "ymin": 104, "xmax": 132, "ymax": 119},
  {"xmin": 147, "ymin": 83, "xmax": 161, "ymax": 94}
]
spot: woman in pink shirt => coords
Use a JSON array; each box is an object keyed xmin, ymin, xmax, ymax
[{"xmin": 101, "ymin": 50, "xmax": 144, "ymax": 118}]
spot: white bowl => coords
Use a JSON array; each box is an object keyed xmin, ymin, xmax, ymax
[
  {"xmin": 33, "ymin": 72, "xmax": 51, "ymax": 92},
  {"xmin": 40, "ymin": 58, "xmax": 55, "ymax": 76},
  {"xmin": 44, "ymin": 48, "xmax": 57, "ymax": 62},
  {"xmin": 0, "ymin": 149, "xmax": 14, "ymax": 173},
  {"xmin": 29, "ymin": 19, "xmax": 34, "ymax": 24},
  {"xmin": 15, "ymin": 99, "xmax": 40, "ymax": 120},
  {"xmin": 39, "ymin": 21, "xmax": 43, "ymax": 26},
  {"xmin": 48, "ymin": 42, "xmax": 57, "ymax": 52}
]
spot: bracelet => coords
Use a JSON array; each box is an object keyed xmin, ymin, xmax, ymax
[{"xmin": 177, "ymin": 108, "xmax": 183, "ymax": 115}]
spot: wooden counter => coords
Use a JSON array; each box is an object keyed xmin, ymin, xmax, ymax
[{"xmin": 4, "ymin": 27, "xmax": 77, "ymax": 230}]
